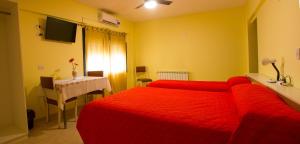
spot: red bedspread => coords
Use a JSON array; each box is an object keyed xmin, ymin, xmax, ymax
[
  {"xmin": 77, "ymin": 87, "xmax": 240, "ymax": 144},
  {"xmin": 229, "ymin": 84, "xmax": 300, "ymax": 144},
  {"xmin": 77, "ymin": 83, "xmax": 300, "ymax": 144}
]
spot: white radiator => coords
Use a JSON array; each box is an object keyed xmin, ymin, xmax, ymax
[{"xmin": 157, "ymin": 71, "xmax": 189, "ymax": 80}]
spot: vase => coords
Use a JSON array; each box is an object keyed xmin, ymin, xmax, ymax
[{"xmin": 72, "ymin": 70, "xmax": 77, "ymax": 80}]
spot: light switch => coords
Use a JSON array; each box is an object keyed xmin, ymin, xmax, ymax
[
  {"xmin": 37, "ymin": 65, "xmax": 45, "ymax": 71},
  {"xmin": 297, "ymin": 48, "xmax": 300, "ymax": 60}
]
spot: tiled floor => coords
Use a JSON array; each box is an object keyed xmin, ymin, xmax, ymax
[{"xmin": 14, "ymin": 111, "xmax": 83, "ymax": 144}]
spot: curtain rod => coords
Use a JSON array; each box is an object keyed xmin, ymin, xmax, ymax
[
  {"xmin": 20, "ymin": 8, "xmax": 127, "ymax": 34},
  {"xmin": 0, "ymin": 11, "xmax": 11, "ymax": 15}
]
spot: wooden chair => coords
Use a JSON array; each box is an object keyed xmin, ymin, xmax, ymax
[
  {"xmin": 40, "ymin": 76, "xmax": 78, "ymax": 126},
  {"xmin": 86, "ymin": 71, "xmax": 105, "ymax": 101},
  {"xmin": 136, "ymin": 66, "xmax": 152, "ymax": 86}
]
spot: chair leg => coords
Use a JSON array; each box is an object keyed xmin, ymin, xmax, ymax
[
  {"xmin": 74, "ymin": 100, "xmax": 78, "ymax": 121},
  {"xmin": 57, "ymin": 106, "xmax": 61, "ymax": 128},
  {"xmin": 46, "ymin": 104, "xmax": 49, "ymax": 123}
]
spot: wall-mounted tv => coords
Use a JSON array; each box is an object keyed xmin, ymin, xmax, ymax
[{"xmin": 45, "ymin": 17, "xmax": 77, "ymax": 43}]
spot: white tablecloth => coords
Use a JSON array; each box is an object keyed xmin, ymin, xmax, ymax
[{"xmin": 54, "ymin": 76, "xmax": 111, "ymax": 110}]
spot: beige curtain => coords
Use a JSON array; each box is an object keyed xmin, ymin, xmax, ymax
[{"xmin": 85, "ymin": 26, "xmax": 127, "ymax": 93}]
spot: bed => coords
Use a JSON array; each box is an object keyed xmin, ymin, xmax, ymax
[
  {"xmin": 77, "ymin": 82, "xmax": 300, "ymax": 144},
  {"xmin": 77, "ymin": 87, "xmax": 239, "ymax": 144}
]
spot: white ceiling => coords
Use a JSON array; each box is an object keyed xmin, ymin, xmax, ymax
[{"xmin": 78, "ymin": 0, "xmax": 247, "ymax": 22}]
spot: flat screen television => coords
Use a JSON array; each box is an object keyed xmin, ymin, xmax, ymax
[{"xmin": 45, "ymin": 17, "xmax": 77, "ymax": 42}]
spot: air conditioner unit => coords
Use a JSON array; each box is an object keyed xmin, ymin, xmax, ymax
[{"xmin": 98, "ymin": 12, "xmax": 120, "ymax": 27}]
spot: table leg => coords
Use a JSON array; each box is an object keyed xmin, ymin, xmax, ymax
[
  {"xmin": 63, "ymin": 104, "xmax": 67, "ymax": 129},
  {"xmin": 75, "ymin": 100, "xmax": 78, "ymax": 121}
]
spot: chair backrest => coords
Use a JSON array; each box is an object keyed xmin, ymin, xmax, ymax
[
  {"xmin": 136, "ymin": 66, "xmax": 146, "ymax": 73},
  {"xmin": 40, "ymin": 77, "xmax": 54, "ymax": 89},
  {"xmin": 87, "ymin": 71, "xmax": 104, "ymax": 77}
]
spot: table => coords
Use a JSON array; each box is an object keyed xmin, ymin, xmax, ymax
[{"xmin": 54, "ymin": 76, "xmax": 111, "ymax": 128}]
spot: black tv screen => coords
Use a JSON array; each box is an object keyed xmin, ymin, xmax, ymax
[{"xmin": 45, "ymin": 17, "xmax": 77, "ymax": 42}]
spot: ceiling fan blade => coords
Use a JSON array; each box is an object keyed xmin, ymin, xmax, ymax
[
  {"xmin": 135, "ymin": 3, "xmax": 144, "ymax": 9},
  {"xmin": 157, "ymin": 0, "xmax": 173, "ymax": 5}
]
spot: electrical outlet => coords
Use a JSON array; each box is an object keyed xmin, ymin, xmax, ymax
[{"xmin": 297, "ymin": 48, "xmax": 300, "ymax": 60}]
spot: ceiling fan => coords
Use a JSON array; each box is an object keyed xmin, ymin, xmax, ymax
[{"xmin": 136, "ymin": 0, "xmax": 173, "ymax": 9}]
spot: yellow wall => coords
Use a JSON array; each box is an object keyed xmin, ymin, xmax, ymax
[
  {"xmin": 18, "ymin": 0, "xmax": 134, "ymax": 119},
  {"xmin": 134, "ymin": 7, "xmax": 248, "ymax": 81},
  {"xmin": 7, "ymin": 5, "xmax": 28, "ymax": 131},
  {"xmin": 247, "ymin": 0, "xmax": 300, "ymax": 88},
  {"xmin": 246, "ymin": 0, "xmax": 265, "ymax": 21},
  {"xmin": 0, "ymin": 4, "xmax": 27, "ymax": 133},
  {"xmin": 0, "ymin": 14, "xmax": 12, "ymax": 127}
]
